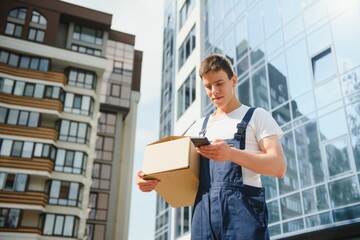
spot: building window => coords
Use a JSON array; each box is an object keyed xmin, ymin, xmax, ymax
[
  {"xmin": 4, "ymin": 8, "xmax": 27, "ymax": 38},
  {"xmin": 0, "ymin": 107, "xmax": 39, "ymax": 127},
  {"xmin": 95, "ymin": 136, "xmax": 114, "ymax": 161},
  {"xmin": 0, "ymin": 138, "xmax": 56, "ymax": 160},
  {"xmin": 9, "ymin": 8, "xmax": 27, "ymax": 20},
  {"xmin": 57, "ymin": 120, "xmax": 91, "ymax": 144},
  {"xmin": 71, "ymin": 44, "xmax": 102, "ymax": 56},
  {"xmin": 178, "ymin": 26, "xmax": 196, "ymax": 69},
  {"xmin": 48, "ymin": 180, "xmax": 82, "ymax": 207},
  {"xmin": 54, "ymin": 149, "xmax": 87, "ymax": 175},
  {"xmin": 175, "ymin": 207, "xmax": 191, "ymax": 237},
  {"xmin": 28, "ymin": 28, "xmax": 45, "ymax": 42},
  {"xmin": 0, "ymin": 49, "xmax": 49, "ymax": 71},
  {"xmin": 0, "ymin": 77, "xmax": 64, "ymax": 101},
  {"xmin": 85, "ymin": 223, "xmax": 106, "ymax": 240},
  {"xmin": 91, "ymin": 163, "xmax": 111, "ymax": 190},
  {"xmin": 113, "ymin": 61, "xmax": 123, "ymax": 74},
  {"xmin": 33, "ymin": 142, "xmax": 56, "ymax": 159},
  {"xmin": 177, "ymin": 69, "xmax": 196, "ymax": 118},
  {"xmin": 64, "ymin": 92, "xmax": 94, "ymax": 116},
  {"xmin": 28, "ymin": 10, "xmax": 47, "ymax": 42},
  {"xmin": 98, "ymin": 112, "xmax": 116, "ymax": 135},
  {"xmin": 0, "ymin": 208, "xmax": 21, "ymax": 228},
  {"xmin": 73, "ymin": 25, "xmax": 103, "ymax": 45},
  {"xmin": 31, "ymin": 10, "xmax": 47, "ymax": 25},
  {"xmin": 179, "ymin": 0, "xmax": 195, "ymax": 30},
  {"xmin": 88, "ymin": 192, "xmax": 108, "ymax": 220},
  {"xmin": 324, "ymin": 138, "xmax": 352, "ymax": 178},
  {"xmin": 0, "ymin": 172, "xmax": 27, "ymax": 192},
  {"xmin": 43, "ymin": 214, "xmax": 78, "ymax": 237},
  {"xmin": 5, "ymin": 22, "xmax": 23, "ymax": 37},
  {"xmin": 67, "ymin": 68, "xmax": 97, "ymax": 89},
  {"xmin": 110, "ymin": 84, "xmax": 121, "ymax": 97},
  {"xmin": 311, "ymin": 48, "xmax": 335, "ymax": 83}
]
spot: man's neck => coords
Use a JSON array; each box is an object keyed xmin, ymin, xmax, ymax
[{"xmin": 215, "ymin": 99, "xmax": 242, "ymax": 116}]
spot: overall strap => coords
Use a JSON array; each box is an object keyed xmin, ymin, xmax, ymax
[
  {"xmin": 234, "ymin": 107, "xmax": 256, "ymax": 150},
  {"xmin": 199, "ymin": 116, "xmax": 210, "ymax": 137}
]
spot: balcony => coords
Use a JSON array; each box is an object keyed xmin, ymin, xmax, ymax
[
  {"xmin": 0, "ymin": 227, "xmax": 42, "ymax": 235},
  {"xmin": 0, "ymin": 93, "xmax": 63, "ymax": 112},
  {"xmin": 0, "ymin": 124, "xmax": 58, "ymax": 142},
  {"xmin": 0, "ymin": 64, "xmax": 67, "ymax": 85},
  {"xmin": 0, "ymin": 156, "xmax": 53, "ymax": 173},
  {"xmin": 0, "ymin": 191, "xmax": 48, "ymax": 207}
]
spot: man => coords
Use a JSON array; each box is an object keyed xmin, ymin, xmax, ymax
[{"xmin": 137, "ymin": 54, "xmax": 286, "ymax": 239}]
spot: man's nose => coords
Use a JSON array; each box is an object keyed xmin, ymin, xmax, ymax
[{"xmin": 212, "ymin": 86, "xmax": 219, "ymax": 94}]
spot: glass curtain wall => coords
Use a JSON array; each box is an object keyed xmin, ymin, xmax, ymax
[{"xmin": 202, "ymin": 0, "xmax": 360, "ymax": 238}]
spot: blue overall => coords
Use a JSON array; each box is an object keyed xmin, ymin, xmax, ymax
[{"xmin": 191, "ymin": 107, "xmax": 269, "ymax": 240}]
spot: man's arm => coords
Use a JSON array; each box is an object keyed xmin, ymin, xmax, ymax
[{"xmin": 196, "ymin": 135, "xmax": 287, "ymax": 178}]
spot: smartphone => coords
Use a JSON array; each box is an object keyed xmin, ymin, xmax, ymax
[{"xmin": 191, "ymin": 137, "xmax": 210, "ymax": 147}]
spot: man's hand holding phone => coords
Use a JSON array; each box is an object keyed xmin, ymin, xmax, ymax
[{"xmin": 191, "ymin": 137, "xmax": 211, "ymax": 147}]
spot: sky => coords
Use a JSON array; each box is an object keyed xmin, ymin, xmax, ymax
[{"xmin": 61, "ymin": 0, "xmax": 164, "ymax": 239}]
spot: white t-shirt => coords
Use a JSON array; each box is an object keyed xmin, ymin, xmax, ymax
[{"xmin": 186, "ymin": 105, "xmax": 283, "ymax": 187}]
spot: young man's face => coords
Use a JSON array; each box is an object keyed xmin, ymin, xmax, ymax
[{"xmin": 202, "ymin": 69, "xmax": 237, "ymax": 111}]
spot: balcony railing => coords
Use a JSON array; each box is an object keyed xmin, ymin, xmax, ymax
[
  {"xmin": 0, "ymin": 227, "xmax": 42, "ymax": 235},
  {"xmin": 0, "ymin": 64, "xmax": 67, "ymax": 85},
  {"xmin": 0, "ymin": 94, "xmax": 63, "ymax": 112},
  {"xmin": 0, "ymin": 156, "xmax": 53, "ymax": 173},
  {"xmin": 0, "ymin": 124, "xmax": 58, "ymax": 142},
  {"xmin": 0, "ymin": 191, "xmax": 48, "ymax": 207}
]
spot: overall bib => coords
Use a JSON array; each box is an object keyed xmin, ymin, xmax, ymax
[{"xmin": 191, "ymin": 107, "xmax": 269, "ymax": 240}]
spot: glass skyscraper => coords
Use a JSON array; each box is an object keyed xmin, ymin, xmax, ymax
[{"xmin": 157, "ymin": 0, "xmax": 360, "ymax": 239}]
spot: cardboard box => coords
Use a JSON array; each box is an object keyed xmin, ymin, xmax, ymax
[{"xmin": 142, "ymin": 136, "xmax": 200, "ymax": 208}]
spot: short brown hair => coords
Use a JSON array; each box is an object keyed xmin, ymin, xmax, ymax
[{"xmin": 199, "ymin": 54, "xmax": 235, "ymax": 80}]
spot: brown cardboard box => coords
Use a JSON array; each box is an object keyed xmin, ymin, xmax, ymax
[{"xmin": 142, "ymin": 136, "xmax": 200, "ymax": 208}]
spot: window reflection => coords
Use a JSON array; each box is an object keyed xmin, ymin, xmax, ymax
[
  {"xmin": 262, "ymin": 176, "xmax": 277, "ymax": 200},
  {"xmin": 286, "ymin": 40, "xmax": 312, "ymax": 98},
  {"xmin": 325, "ymin": 138, "xmax": 351, "ymax": 177},
  {"xmin": 333, "ymin": 204, "xmax": 360, "ymax": 223},
  {"xmin": 331, "ymin": 9, "xmax": 360, "ymax": 73},
  {"xmin": 281, "ymin": 193, "xmax": 302, "ymax": 220},
  {"xmin": 263, "ymin": 0, "xmax": 281, "ymax": 37},
  {"xmin": 329, "ymin": 176, "xmax": 360, "ymax": 208},
  {"xmin": 341, "ymin": 66, "xmax": 360, "ymax": 99},
  {"xmin": 305, "ymin": 212, "xmax": 332, "ymax": 228},
  {"xmin": 283, "ymin": 218, "xmax": 304, "ymax": 233},
  {"xmin": 237, "ymin": 78, "xmax": 250, "ymax": 106},
  {"xmin": 346, "ymin": 102, "xmax": 360, "ymax": 170},
  {"xmin": 303, "ymin": 0, "xmax": 328, "ymax": 29},
  {"xmin": 314, "ymin": 78, "xmax": 342, "ymax": 109},
  {"xmin": 235, "ymin": 18, "xmax": 248, "ymax": 60},
  {"xmin": 303, "ymin": 185, "xmax": 329, "ymax": 214},
  {"xmin": 252, "ymin": 66, "xmax": 269, "ymax": 110},
  {"xmin": 307, "ymin": 24, "xmax": 332, "ymax": 57},
  {"xmin": 268, "ymin": 200, "xmax": 280, "ymax": 224},
  {"xmin": 280, "ymin": 0, "xmax": 301, "ymax": 24},
  {"xmin": 279, "ymin": 131, "xmax": 298, "ymax": 194},
  {"xmin": 248, "ymin": 3, "xmax": 264, "ymax": 48},
  {"xmin": 318, "ymin": 109, "xmax": 347, "ymax": 141},
  {"xmin": 268, "ymin": 53, "xmax": 289, "ymax": 109},
  {"xmin": 292, "ymin": 92, "xmax": 315, "ymax": 120},
  {"xmin": 283, "ymin": 16, "xmax": 304, "ymax": 43},
  {"xmin": 295, "ymin": 121, "xmax": 324, "ymax": 187}
]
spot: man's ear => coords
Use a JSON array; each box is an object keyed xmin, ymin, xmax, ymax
[{"xmin": 231, "ymin": 75, "xmax": 237, "ymax": 87}]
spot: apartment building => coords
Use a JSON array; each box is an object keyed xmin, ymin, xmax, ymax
[
  {"xmin": 0, "ymin": 0, "xmax": 142, "ymax": 239},
  {"xmin": 157, "ymin": 0, "xmax": 360, "ymax": 239}
]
